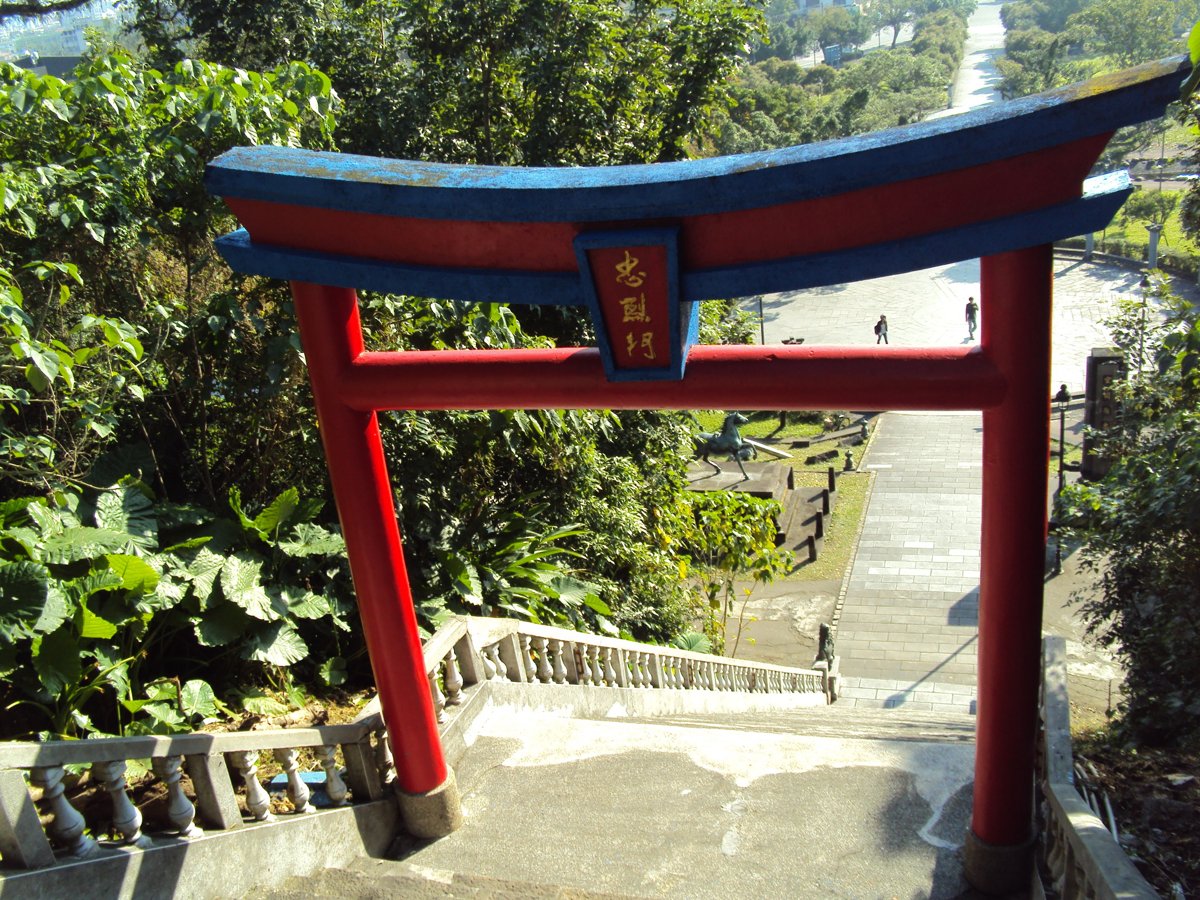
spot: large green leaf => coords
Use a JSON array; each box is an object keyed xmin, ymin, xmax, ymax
[
  {"xmin": 242, "ymin": 621, "xmax": 308, "ymax": 666},
  {"xmin": 187, "ymin": 547, "xmax": 226, "ymax": 607},
  {"xmin": 220, "ymin": 552, "xmax": 274, "ymax": 620},
  {"xmin": 94, "ymin": 485, "xmax": 157, "ymax": 549},
  {"xmin": 0, "ymin": 561, "xmax": 62, "ymax": 643},
  {"xmin": 318, "ymin": 656, "xmax": 347, "ymax": 686},
  {"xmin": 105, "ymin": 554, "xmax": 160, "ymax": 595},
  {"xmin": 277, "ymin": 522, "xmax": 345, "ymax": 557},
  {"xmin": 32, "ymin": 626, "xmax": 81, "ymax": 696},
  {"xmin": 77, "ymin": 601, "xmax": 118, "ymax": 640},
  {"xmin": 180, "ymin": 679, "xmax": 219, "ymax": 718},
  {"xmin": 282, "ymin": 587, "xmax": 328, "ymax": 619},
  {"xmin": 253, "ymin": 487, "xmax": 298, "ymax": 536},
  {"xmin": 192, "ymin": 601, "xmax": 249, "ymax": 647},
  {"xmin": 39, "ymin": 526, "xmax": 134, "ymax": 564}
]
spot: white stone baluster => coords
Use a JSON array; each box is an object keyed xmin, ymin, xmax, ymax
[
  {"xmin": 444, "ymin": 648, "xmax": 464, "ymax": 705},
  {"xmin": 429, "ymin": 671, "xmax": 447, "ymax": 724},
  {"xmin": 314, "ymin": 746, "xmax": 349, "ymax": 806},
  {"xmin": 151, "ymin": 756, "xmax": 203, "ymax": 837},
  {"xmin": 575, "ymin": 645, "xmax": 591, "ymax": 685},
  {"xmin": 603, "ymin": 647, "xmax": 617, "ymax": 686},
  {"xmin": 485, "ymin": 644, "xmax": 508, "ymax": 681},
  {"xmin": 481, "ymin": 644, "xmax": 498, "ymax": 680},
  {"xmin": 550, "ymin": 640, "xmax": 568, "ymax": 683},
  {"xmin": 30, "ymin": 766, "xmax": 99, "ymax": 857},
  {"xmin": 536, "ymin": 638, "xmax": 554, "ymax": 683},
  {"xmin": 229, "ymin": 750, "xmax": 274, "ymax": 822},
  {"xmin": 522, "ymin": 635, "xmax": 538, "ymax": 681},
  {"xmin": 375, "ymin": 732, "xmax": 396, "ymax": 784},
  {"xmin": 273, "ymin": 749, "xmax": 314, "ymax": 814},
  {"xmin": 92, "ymin": 760, "xmax": 151, "ymax": 848},
  {"xmin": 628, "ymin": 651, "xmax": 642, "ymax": 687},
  {"xmin": 589, "ymin": 645, "xmax": 604, "ymax": 685}
]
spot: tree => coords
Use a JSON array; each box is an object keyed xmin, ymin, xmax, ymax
[
  {"xmin": 130, "ymin": 0, "xmax": 768, "ymax": 166},
  {"xmin": 808, "ymin": 6, "xmax": 872, "ymax": 53},
  {"xmin": 0, "ymin": 51, "xmax": 337, "ymax": 500},
  {"xmin": 1071, "ymin": 0, "xmax": 1180, "ymax": 68},
  {"xmin": 1061, "ymin": 277, "xmax": 1200, "ymax": 746},
  {"xmin": 871, "ymin": 0, "xmax": 915, "ymax": 49}
]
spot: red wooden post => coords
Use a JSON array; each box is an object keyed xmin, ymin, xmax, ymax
[
  {"xmin": 289, "ymin": 281, "xmax": 460, "ymax": 836},
  {"xmin": 965, "ymin": 246, "xmax": 1053, "ymax": 889}
]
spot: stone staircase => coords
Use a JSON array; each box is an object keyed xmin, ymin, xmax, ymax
[
  {"xmin": 254, "ymin": 700, "xmax": 981, "ymax": 900},
  {"xmin": 686, "ymin": 461, "xmax": 838, "ymax": 563}
]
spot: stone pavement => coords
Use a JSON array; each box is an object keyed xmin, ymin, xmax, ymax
[{"xmin": 834, "ymin": 412, "xmax": 982, "ymax": 713}]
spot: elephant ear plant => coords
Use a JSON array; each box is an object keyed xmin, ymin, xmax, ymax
[{"xmin": 0, "ymin": 479, "xmax": 357, "ymax": 740}]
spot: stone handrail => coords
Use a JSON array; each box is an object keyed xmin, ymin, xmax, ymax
[
  {"xmin": 0, "ymin": 711, "xmax": 390, "ymax": 871},
  {"xmin": 1037, "ymin": 636, "xmax": 1157, "ymax": 899},
  {"xmin": 421, "ymin": 615, "xmax": 838, "ymax": 727}
]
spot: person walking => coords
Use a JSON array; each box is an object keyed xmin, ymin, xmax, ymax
[
  {"xmin": 965, "ymin": 296, "xmax": 979, "ymax": 340},
  {"xmin": 874, "ymin": 314, "xmax": 888, "ymax": 344}
]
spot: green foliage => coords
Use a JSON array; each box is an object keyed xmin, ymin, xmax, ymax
[
  {"xmin": 1120, "ymin": 187, "xmax": 1180, "ymax": 231},
  {"xmin": 0, "ymin": 51, "xmax": 338, "ymax": 504},
  {"xmin": 1060, "ymin": 278, "xmax": 1200, "ymax": 746},
  {"xmin": 1000, "ymin": 0, "xmax": 1190, "ymax": 99},
  {"xmin": 712, "ymin": 4, "xmax": 967, "ymax": 154},
  {"xmin": 0, "ymin": 263, "xmax": 146, "ymax": 490},
  {"xmin": 670, "ymin": 490, "xmax": 793, "ymax": 655},
  {"xmin": 133, "ymin": 0, "xmax": 767, "ymax": 166},
  {"xmin": 0, "ymin": 480, "xmax": 354, "ymax": 740},
  {"xmin": 1071, "ymin": 0, "xmax": 1181, "ymax": 69},
  {"xmin": 699, "ymin": 298, "xmax": 758, "ymax": 345}
]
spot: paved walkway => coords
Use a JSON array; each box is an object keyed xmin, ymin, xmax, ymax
[
  {"xmin": 835, "ymin": 413, "xmax": 982, "ymax": 712},
  {"xmin": 753, "ymin": 0, "xmax": 1200, "ymax": 715}
]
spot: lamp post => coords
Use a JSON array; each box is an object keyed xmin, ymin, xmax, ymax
[{"xmin": 1052, "ymin": 383, "xmax": 1071, "ymax": 574}]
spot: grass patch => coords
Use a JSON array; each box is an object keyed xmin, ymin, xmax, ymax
[
  {"xmin": 1098, "ymin": 190, "xmax": 1197, "ymax": 258},
  {"xmin": 787, "ymin": 471, "xmax": 871, "ymax": 582}
]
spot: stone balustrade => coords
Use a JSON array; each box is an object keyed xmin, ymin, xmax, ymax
[
  {"xmin": 0, "ymin": 713, "xmax": 389, "ymax": 871},
  {"xmin": 420, "ymin": 616, "xmax": 838, "ymax": 731},
  {"xmin": 1037, "ymin": 636, "xmax": 1157, "ymax": 899}
]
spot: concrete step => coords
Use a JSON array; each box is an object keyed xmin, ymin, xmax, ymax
[
  {"xmin": 837, "ymin": 676, "xmax": 978, "ymax": 716},
  {"xmin": 251, "ymin": 860, "xmax": 633, "ymax": 898},
  {"xmin": 363, "ymin": 704, "xmax": 980, "ymax": 899},
  {"xmin": 596, "ymin": 704, "xmax": 977, "ymax": 744}
]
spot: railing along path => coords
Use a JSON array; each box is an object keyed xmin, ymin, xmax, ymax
[{"xmin": 1037, "ymin": 636, "xmax": 1157, "ymax": 899}]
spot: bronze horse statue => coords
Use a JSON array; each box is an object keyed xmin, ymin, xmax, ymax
[{"xmin": 694, "ymin": 412, "xmax": 755, "ymax": 481}]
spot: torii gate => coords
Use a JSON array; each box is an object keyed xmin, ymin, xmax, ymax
[{"xmin": 206, "ymin": 58, "xmax": 1187, "ymax": 893}]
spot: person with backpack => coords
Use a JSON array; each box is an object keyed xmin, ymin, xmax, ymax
[{"xmin": 874, "ymin": 315, "xmax": 888, "ymax": 344}]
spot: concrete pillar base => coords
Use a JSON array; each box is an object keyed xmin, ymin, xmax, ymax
[
  {"xmin": 963, "ymin": 828, "xmax": 1036, "ymax": 895},
  {"xmin": 396, "ymin": 769, "xmax": 463, "ymax": 839}
]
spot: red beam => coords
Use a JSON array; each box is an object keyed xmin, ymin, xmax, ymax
[{"xmin": 338, "ymin": 345, "xmax": 1006, "ymax": 412}]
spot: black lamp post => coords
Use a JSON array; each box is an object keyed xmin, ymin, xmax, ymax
[{"xmin": 1052, "ymin": 384, "xmax": 1071, "ymax": 574}]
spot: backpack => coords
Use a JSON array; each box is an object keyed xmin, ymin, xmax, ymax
[{"xmin": 874, "ymin": 322, "xmax": 881, "ymax": 335}]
